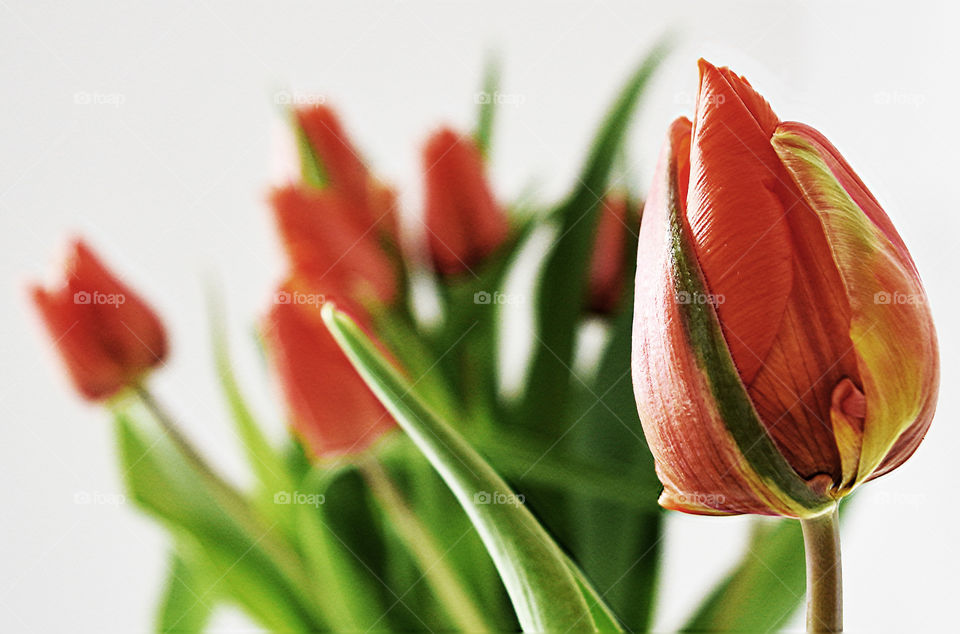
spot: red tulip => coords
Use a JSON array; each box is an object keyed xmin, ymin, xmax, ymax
[
  {"xmin": 422, "ymin": 128, "xmax": 509, "ymax": 275},
  {"xmin": 631, "ymin": 60, "xmax": 938, "ymax": 517},
  {"xmin": 264, "ymin": 284, "xmax": 394, "ymax": 457},
  {"xmin": 271, "ymin": 184, "xmax": 397, "ymax": 309},
  {"xmin": 295, "ymin": 105, "xmax": 399, "ymax": 241},
  {"xmin": 587, "ymin": 195, "xmax": 637, "ymax": 314},
  {"xmin": 31, "ymin": 240, "xmax": 168, "ymax": 401}
]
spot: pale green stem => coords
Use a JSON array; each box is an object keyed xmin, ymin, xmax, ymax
[
  {"xmin": 358, "ymin": 454, "xmax": 493, "ymax": 633},
  {"xmin": 800, "ymin": 506, "xmax": 842, "ymax": 633}
]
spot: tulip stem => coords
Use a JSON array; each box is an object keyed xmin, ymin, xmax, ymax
[
  {"xmin": 800, "ymin": 506, "xmax": 842, "ymax": 632},
  {"xmin": 357, "ymin": 454, "xmax": 493, "ymax": 633}
]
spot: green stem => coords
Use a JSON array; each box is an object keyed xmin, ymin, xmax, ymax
[
  {"xmin": 358, "ymin": 454, "xmax": 493, "ymax": 633},
  {"xmin": 800, "ymin": 506, "xmax": 842, "ymax": 632}
]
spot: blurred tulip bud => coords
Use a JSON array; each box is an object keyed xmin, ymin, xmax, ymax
[
  {"xmin": 587, "ymin": 195, "xmax": 638, "ymax": 315},
  {"xmin": 422, "ymin": 128, "xmax": 509, "ymax": 275},
  {"xmin": 295, "ymin": 105, "xmax": 399, "ymax": 241},
  {"xmin": 264, "ymin": 285, "xmax": 394, "ymax": 457},
  {"xmin": 271, "ymin": 185, "xmax": 397, "ymax": 308},
  {"xmin": 31, "ymin": 239, "xmax": 168, "ymax": 401},
  {"xmin": 631, "ymin": 60, "xmax": 938, "ymax": 517}
]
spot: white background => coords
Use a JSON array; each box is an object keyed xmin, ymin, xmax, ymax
[{"xmin": 2, "ymin": 1, "xmax": 957, "ymax": 631}]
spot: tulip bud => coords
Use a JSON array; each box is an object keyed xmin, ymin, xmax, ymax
[
  {"xmin": 264, "ymin": 285, "xmax": 394, "ymax": 457},
  {"xmin": 271, "ymin": 184, "xmax": 397, "ymax": 308},
  {"xmin": 587, "ymin": 195, "xmax": 637, "ymax": 315},
  {"xmin": 422, "ymin": 128, "xmax": 509, "ymax": 275},
  {"xmin": 31, "ymin": 240, "xmax": 168, "ymax": 401},
  {"xmin": 295, "ymin": 105, "xmax": 399, "ymax": 241},
  {"xmin": 631, "ymin": 60, "xmax": 938, "ymax": 517}
]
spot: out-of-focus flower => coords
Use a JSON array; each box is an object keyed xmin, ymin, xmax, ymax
[
  {"xmin": 264, "ymin": 283, "xmax": 394, "ymax": 457},
  {"xmin": 31, "ymin": 240, "xmax": 168, "ymax": 401},
  {"xmin": 271, "ymin": 184, "xmax": 397, "ymax": 310},
  {"xmin": 587, "ymin": 195, "xmax": 638, "ymax": 314},
  {"xmin": 631, "ymin": 60, "xmax": 938, "ymax": 518},
  {"xmin": 295, "ymin": 105, "xmax": 399, "ymax": 242},
  {"xmin": 422, "ymin": 128, "xmax": 509, "ymax": 275}
]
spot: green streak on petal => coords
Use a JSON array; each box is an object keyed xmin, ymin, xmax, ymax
[{"xmin": 666, "ymin": 164, "xmax": 832, "ymax": 515}]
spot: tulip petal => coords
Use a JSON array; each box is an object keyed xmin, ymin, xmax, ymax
[
  {"xmin": 264, "ymin": 298, "xmax": 394, "ymax": 457},
  {"xmin": 772, "ymin": 124, "xmax": 939, "ymax": 485},
  {"xmin": 632, "ymin": 118, "xmax": 833, "ymax": 517},
  {"xmin": 686, "ymin": 60, "xmax": 794, "ymax": 385}
]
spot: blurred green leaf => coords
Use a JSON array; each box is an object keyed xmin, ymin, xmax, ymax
[
  {"xmin": 515, "ymin": 39, "xmax": 669, "ymax": 435},
  {"xmin": 208, "ymin": 292, "xmax": 294, "ymax": 505},
  {"xmin": 322, "ymin": 304, "xmax": 616, "ymax": 632},
  {"xmin": 155, "ymin": 546, "xmax": 217, "ymax": 633},
  {"xmin": 292, "ymin": 111, "xmax": 327, "ymax": 188},
  {"xmin": 293, "ymin": 464, "xmax": 391, "ymax": 631},
  {"xmin": 681, "ymin": 519, "xmax": 805, "ymax": 632},
  {"xmin": 474, "ymin": 54, "xmax": 500, "ymax": 158},
  {"xmin": 114, "ymin": 411, "xmax": 325, "ymax": 631}
]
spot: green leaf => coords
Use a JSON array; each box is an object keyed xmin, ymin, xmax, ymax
[
  {"xmin": 515, "ymin": 39, "xmax": 670, "ymax": 435},
  {"xmin": 321, "ymin": 304, "xmax": 617, "ymax": 632},
  {"xmin": 156, "ymin": 546, "xmax": 217, "ymax": 633},
  {"xmin": 208, "ymin": 290, "xmax": 293, "ymax": 503},
  {"xmin": 293, "ymin": 464, "xmax": 391, "ymax": 631},
  {"xmin": 114, "ymin": 412, "xmax": 325, "ymax": 631},
  {"xmin": 474, "ymin": 54, "xmax": 500, "ymax": 158},
  {"xmin": 681, "ymin": 519, "xmax": 805, "ymax": 632},
  {"xmin": 291, "ymin": 110, "xmax": 327, "ymax": 188}
]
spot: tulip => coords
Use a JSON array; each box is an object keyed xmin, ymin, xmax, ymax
[
  {"xmin": 422, "ymin": 128, "xmax": 509, "ymax": 275},
  {"xmin": 631, "ymin": 60, "xmax": 938, "ymax": 519},
  {"xmin": 263, "ymin": 283, "xmax": 394, "ymax": 457},
  {"xmin": 295, "ymin": 105, "xmax": 399, "ymax": 241},
  {"xmin": 31, "ymin": 239, "xmax": 168, "ymax": 401},
  {"xmin": 271, "ymin": 184, "xmax": 397, "ymax": 309},
  {"xmin": 587, "ymin": 195, "xmax": 637, "ymax": 315}
]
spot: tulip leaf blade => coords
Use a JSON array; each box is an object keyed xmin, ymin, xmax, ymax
[
  {"xmin": 156, "ymin": 546, "xmax": 218, "ymax": 633},
  {"xmin": 321, "ymin": 303, "xmax": 618, "ymax": 632},
  {"xmin": 474, "ymin": 53, "xmax": 500, "ymax": 158},
  {"xmin": 681, "ymin": 519, "xmax": 806, "ymax": 632},
  {"xmin": 113, "ymin": 411, "xmax": 325, "ymax": 631},
  {"xmin": 515, "ymin": 39, "xmax": 669, "ymax": 434}
]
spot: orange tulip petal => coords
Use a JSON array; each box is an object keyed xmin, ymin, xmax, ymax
[
  {"xmin": 632, "ymin": 117, "xmax": 832, "ymax": 517},
  {"xmin": 423, "ymin": 128, "xmax": 508, "ymax": 275},
  {"xmin": 264, "ymin": 298, "xmax": 394, "ymax": 457},
  {"xmin": 686, "ymin": 60, "xmax": 793, "ymax": 385},
  {"xmin": 773, "ymin": 124, "xmax": 939, "ymax": 485}
]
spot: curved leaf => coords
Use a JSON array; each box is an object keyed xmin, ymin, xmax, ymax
[{"xmin": 321, "ymin": 304, "xmax": 615, "ymax": 632}]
